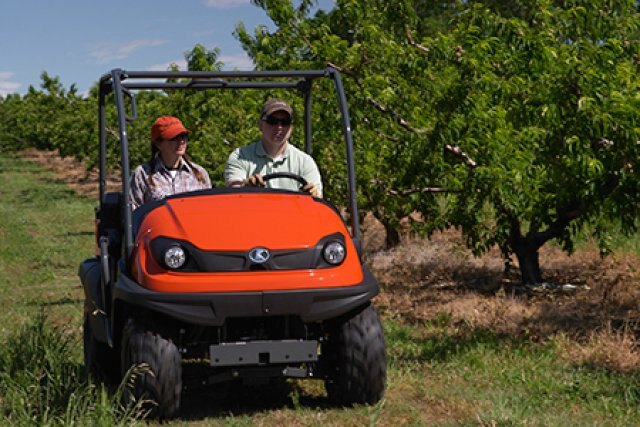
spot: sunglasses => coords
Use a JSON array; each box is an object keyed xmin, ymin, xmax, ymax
[
  {"xmin": 169, "ymin": 133, "xmax": 189, "ymax": 142},
  {"xmin": 263, "ymin": 115, "xmax": 292, "ymax": 126}
]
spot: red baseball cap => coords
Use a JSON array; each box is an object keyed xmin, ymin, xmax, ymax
[{"xmin": 151, "ymin": 116, "xmax": 191, "ymax": 141}]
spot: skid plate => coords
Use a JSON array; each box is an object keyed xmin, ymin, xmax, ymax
[{"xmin": 210, "ymin": 340, "xmax": 318, "ymax": 367}]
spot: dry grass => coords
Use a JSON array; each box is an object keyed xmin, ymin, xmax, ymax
[
  {"xmin": 19, "ymin": 148, "xmax": 119, "ymax": 198},
  {"xmin": 367, "ymin": 228, "xmax": 640, "ymax": 372},
  {"xmin": 556, "ymin": 327, "xmax": 640, "ymax": 372}
]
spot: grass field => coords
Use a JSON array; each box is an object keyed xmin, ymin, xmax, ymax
[{"xmin": 1, "ymin": 152, "xmax": 640, "ymax": 426}]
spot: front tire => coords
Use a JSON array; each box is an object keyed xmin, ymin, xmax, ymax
[
  {"xmin": 323, "ymin": 304, "xmax": 386, "ymax": 405},
  {"xmin": 121, "ymin": 319, "xmax": 182, "ymax": 419}
]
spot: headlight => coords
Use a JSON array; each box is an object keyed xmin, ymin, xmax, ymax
[
  {"xmin": 164, "ymin": 245, "xmax": 186, "ymax": 269},
  {"xmin": 323, "ymin": 241, "xmax": 346, "ymax": 265}
]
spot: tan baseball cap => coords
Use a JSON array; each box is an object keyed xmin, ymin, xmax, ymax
[{"xmin": 261, "ymin": 98, "xmax": 293, "ymax": 118}]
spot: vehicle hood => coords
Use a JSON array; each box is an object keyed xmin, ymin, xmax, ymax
[{"xmin": 136, "ymin": 192, "xmax": 348, "ymax": 251}]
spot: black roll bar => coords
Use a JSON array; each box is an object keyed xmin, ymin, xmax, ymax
[
  {"xmin": 329, "ymin": 69, "xmax": 360, "ymax": 239},
  {"xmin": 121, "ymin": 81, "xmax": 305, "ymax": 90},
  {"xmin": 302, "ymin": 80, "xmax": 313, "ymax": 155},
  {"xmin": 110, "ymin": 70, "xmax": 135, "ymax": 258},
  {"xmin": 98, "ymin": 89, "xmax": 107, "ymax": 204},
  {"xmin": 105, "ymin": 69, "xmax": 329, "ymax": 80},
  {"xmin": 98, "ymin": 67, "xmax": 361, "ymax": 267}
]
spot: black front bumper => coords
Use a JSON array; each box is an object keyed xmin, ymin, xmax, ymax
[{"xmin": 113, "ymin": 267, "xmax": 379, "ymax": 326}]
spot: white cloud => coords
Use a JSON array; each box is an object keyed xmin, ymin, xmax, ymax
[
  {"xmin": 147, "ymin": 60, "xmax": 188, "ymax": 72},
  {"xmin": 219, "ymin": 54, "xmax": 254, "ymax": 70},
  {"xmin": 203, "ymin": 0, "xmax": 250, "ymax": 8},
  {"xmin": 89, "ymin": 39, "xmax": 166, "ymax": 64},
  {"xmin": 0, "ymin": 72, "xmax": 21, "ymax": 96},
  {"xmin": 147, "ymin": 54, "xmax": 253, "ymax": 72}
]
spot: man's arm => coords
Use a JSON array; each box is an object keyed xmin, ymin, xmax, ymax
[
  {"xmin": 301, "ymin": 155, "xmax": 323, "ymax": 198},
  {"xmin": 224, "ymin": 148, "xmax": 247, "ymax": 187}
]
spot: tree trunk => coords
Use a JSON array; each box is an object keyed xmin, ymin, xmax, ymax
[
  {"xmin": 511, "ymin": 238, "xmax": 543, "ymax": 285},
  {"xmin": 383, "ymin": 221, "xmax": 400, "ymax": 249},
  {"xmin": 506, "ymin": 207, "xmax": 586, "ymax": 285}
]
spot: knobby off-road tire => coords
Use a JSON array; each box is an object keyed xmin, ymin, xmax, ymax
[
  {"xmin": 121, "ymin": 319, "xmax": 182, "ymax": 419},
  {"xmin": 83, "ymin": 306, "xmax": 119, "ymax": 386},
  {"xmin": 323, "ymin": 304, "xmax": 387, "ymax": 405}
]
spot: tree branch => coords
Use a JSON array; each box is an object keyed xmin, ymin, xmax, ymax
[
  {"xmin": 444, "ymin": 144, "xmax": 478, "ymax": 168},
  {"xmin": 535, "ymin": 173, "xmax": 621, "ymax": 247},
  {"xmin": 106, "ymin": 127, "xmax": 120, "ymax": 139},
  {"xmin": 326, "ymin": 61, "xmax": 431, "ymax": 135},
  {"xmin": 405, "ymin": 27, "xmax": 429, "ymax": 54},
  {"xmin": 533, "ymin": 207, "xmax": 585, "ymax": 246},
  {"xmin": 329, "ymin": 61, "xmax": 478, "ymax": 170},
  {"xmin": 369, "ymin": 178, "xmax": 454, "ymax": 196},
  {"xmin": 326, "ymin": 61, "xmax": 348, "ymax": 75},
  {"xmin": 387, "ymin": 187, "xmax": 456, "ymax": 196},
  {"xmin": 365, "ymin": 96, "xmax": 431, "ymax": 134}
]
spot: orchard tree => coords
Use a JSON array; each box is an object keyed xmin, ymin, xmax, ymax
[
  {"xmin": 155, "ymin": 44, "xmax": 264, "ymax": 187},
  {"xmin": 0, "ymin": 72, "xmax": 95, "ymax": 159},
  {"xmin": 237, "ymin": 0, "xmax": 640, "ymax": 284},
  {"xmin": 0, "ymin": 45, "xmax": 261, "ymax": 184}
]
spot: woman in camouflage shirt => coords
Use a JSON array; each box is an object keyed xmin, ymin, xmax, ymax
[{"xmin": 129, "ymin": 116, "xmax": 211, "ymax": 210}]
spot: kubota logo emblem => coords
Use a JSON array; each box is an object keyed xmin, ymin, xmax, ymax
[{"xmin": 249, "ymin": 247, "xmax": 270, "ymax": 264}]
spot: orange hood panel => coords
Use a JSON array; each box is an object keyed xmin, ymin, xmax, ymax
[
  {"xmin": 137, "ymin": 193, "xmax": 346, "ymax": 251},
  {"xmin": 131, "ymin": 193, "xmax": 363, "ymax": 292}
]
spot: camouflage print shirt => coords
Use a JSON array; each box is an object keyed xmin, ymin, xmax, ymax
[{"xmin": 129, "ymin": 156, "xmax": 211, "ymax": 211}]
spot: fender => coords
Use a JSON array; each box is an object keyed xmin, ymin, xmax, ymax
[{"xmin": 78, "ymin": 257, "xmax": 111, "ymax": 345}]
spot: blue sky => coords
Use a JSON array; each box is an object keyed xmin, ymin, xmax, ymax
[{"xmin": 0, "ymin": 0, "xmax": 334, "ymax": 97}]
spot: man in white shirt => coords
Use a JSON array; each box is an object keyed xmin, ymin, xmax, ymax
[{"xmin": 224, "ymin": 98, "xmax": 322, "ymax": 198}]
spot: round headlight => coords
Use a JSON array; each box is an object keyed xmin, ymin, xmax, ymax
[
  {"xmin": 323, "ymin": 241, "xmax": 346, "ymax": 265},
  {"xmin": 164, "ymin": 246, "xmax": 186, "ymax": 269}
]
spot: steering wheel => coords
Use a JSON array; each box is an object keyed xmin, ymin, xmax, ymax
[{"xmin": 262, "ymin": 172, "xmax": 308, "ymax": 188}]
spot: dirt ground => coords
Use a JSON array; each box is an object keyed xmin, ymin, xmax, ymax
[{"xmin": 20, "ymin": 148, "xmax": 640, "ymax": 371}]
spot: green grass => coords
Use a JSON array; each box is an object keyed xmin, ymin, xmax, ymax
[
  {"xmin": 1, "ymin": 151, "xmax": 640, "ymax": 425},
  {"xmin": 384, "ymin": 320, "xmax": 640, "ymax": 426},
  {"xmin": 567, "ymin": 218, "xmax": 640, "ymax": 256},
  {"xmin": 0, "ymin": 155, "xmax": 94, "ymax": 331}
]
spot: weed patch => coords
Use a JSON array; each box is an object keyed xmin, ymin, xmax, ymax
[{"xmin": 0, "ymin": 313, "xmax": 141, "ymax": 426}]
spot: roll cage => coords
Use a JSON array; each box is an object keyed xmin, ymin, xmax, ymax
[{"xmin": 97, "ymin": 68, "xmax": 361, "ymax": 267}]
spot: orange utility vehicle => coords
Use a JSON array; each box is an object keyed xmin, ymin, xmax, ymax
[{"xmin": 79, "ymin": 68, "xmax": 386, "ymax": 418}]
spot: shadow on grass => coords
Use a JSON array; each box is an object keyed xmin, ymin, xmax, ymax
[
  {"xmin": 17, "ymin": 184, "xmax": 78, "ymax": 205},
  {"xmin": 386, "ymin": 321, "xmax": 517, "ymax": 364},
  {"xmin": 30, "ymin": 296, "xmax": 84, "ymax": 307},
  {"xmin": 0, "ymin": 311, "xmax": 274, "ymax": 423},
  {"xmin": 64, "ymin": 231, "xmax": 94, "ymax": 237},
  {"xmin": 176, "ymin": 380, "xmax": 333, "ymax": 421}
]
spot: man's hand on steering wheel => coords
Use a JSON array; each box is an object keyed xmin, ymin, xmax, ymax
[
  {"xmin": 243, "ymin": 173, "xmax": 265, "ymax": 187},
  {"xmin": 302, "ymin": 182, "xmax": 321, "ymax": 198},
  {"xmin": 260, "ymin": 172, "xmax": 321, "ymax": 198}
]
